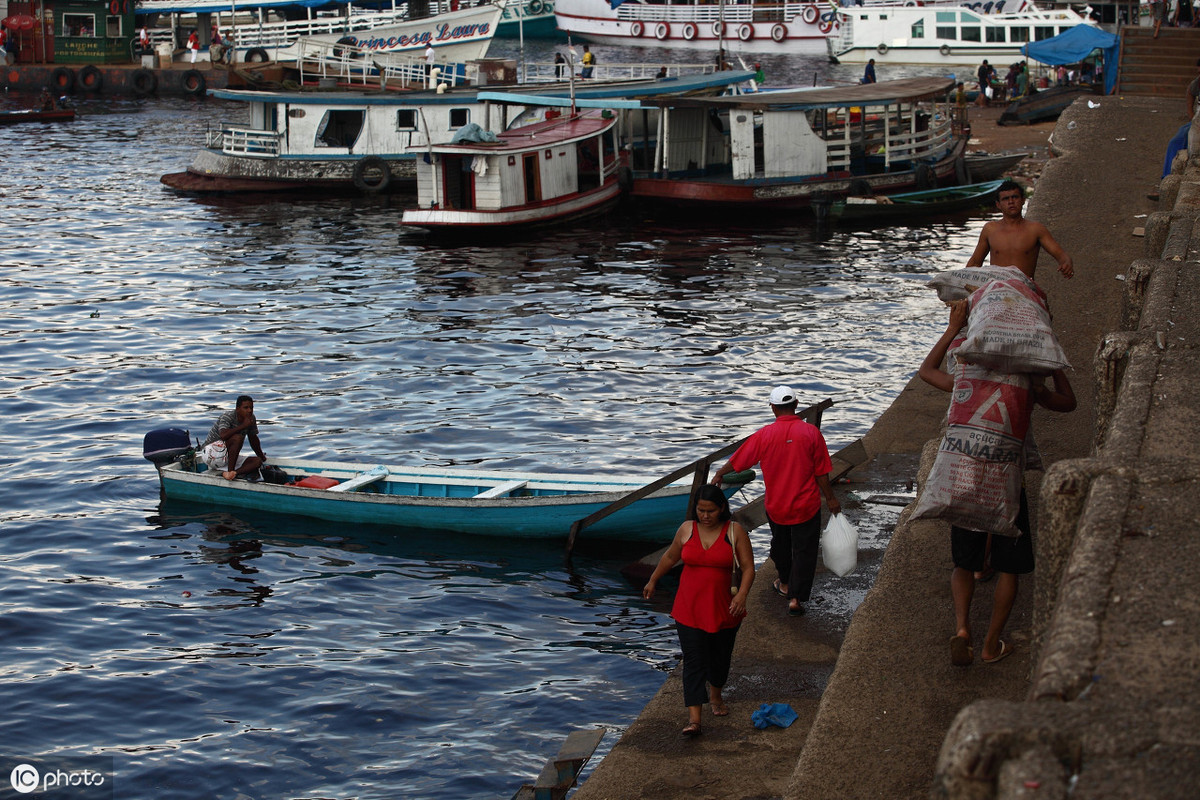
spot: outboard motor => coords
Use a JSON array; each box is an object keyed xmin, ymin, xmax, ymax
[{"xmin": 143, "ymin": 428, "xmax": 192, "ymax": 466}]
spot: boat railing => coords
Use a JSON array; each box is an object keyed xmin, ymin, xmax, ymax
[
  {"xmin": 221, "ymin": 7, "xmax": 415, "ymax": 50},
  {"xmin": 565, "ymin": 398, "xmax": 834, "ymax": 555},
  {"xmin": 210, "ymin": 126, "xmax": 283, "ymax": 157},
  {"xmin": 520, "ymin": 62, "xmax": 716, "ymax": 83},
  {"xmin": 294, "ymin": 37, "xmax": 473, "ymax": 88},
  {"xmin": 821, "ymin": 112, "xmax": 953, "ymax": 171},
  {"xmin": 613, "ymin": 1, "xmax": 814, "ymax": 23}
]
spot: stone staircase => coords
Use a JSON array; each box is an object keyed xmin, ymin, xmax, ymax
[{"xmin": 1117, "ymin": 24, "xmax": 1200, "ymax": 97}]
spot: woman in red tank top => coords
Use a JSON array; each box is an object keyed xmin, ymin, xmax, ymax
[{"xmin": 643, "ymin": 485, "xmax": 755, "ymax": 736}]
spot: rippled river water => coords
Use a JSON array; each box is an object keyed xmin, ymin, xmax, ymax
[{"xmin": 1, "ymin": 49, "xmax": 984, "ymax": 799}]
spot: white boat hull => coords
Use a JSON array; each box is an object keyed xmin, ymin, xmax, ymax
[{"xmin": 554, "ymin": 0, "xmax": 836, "ymax": 56}]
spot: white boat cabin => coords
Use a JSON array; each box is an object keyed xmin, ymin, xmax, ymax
[{"xmin": 634, "ymin": 77, "xmax": 957, "ymax": 182}]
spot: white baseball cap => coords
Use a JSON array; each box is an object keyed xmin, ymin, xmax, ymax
[{"xmin": 769, "ymin": 385, "xmax": 797, "ymax": 405}]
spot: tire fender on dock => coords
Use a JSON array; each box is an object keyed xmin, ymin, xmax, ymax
[
  {"xmin": 131, "ymin": 68, "xmax": 157, "ymax": 97},
  {"xmin": 51, "ymin": 67, "xmax": 75, "ymax": 93},
  {"xmin": 181, "ymin": 69, "xmax": 207, "ymax": 96},
  {"xmin": 78, "ymin": 65, "xmax": 102, "ymax": 92},
  {"xmin": 352, "ymin": 157, "xmax": 391, "ymax": 193}
]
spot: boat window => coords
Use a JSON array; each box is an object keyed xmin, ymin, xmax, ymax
[
  {"xmin": 449, "ymin": 108, "xmax": 470, "ymax": 128},
  {"xmin": 106, "ymin": 14, "xmax": 121, "ymax": 37},
  {"xmin": 63, "ymin": 13, "xmax": 96, "ymax": 37},
  {"xmin": 910, "ymin": 19, "xmax": 925, "ymax": 38},
  {"xmin": 313, "ymin": 110, "xmax": 365, "ymax": 148},
  {"xmin": 986, "ymin": 26, "xmax": 1005, "ymax": 42},
  {"xmin": 961, "ymin": 26, "xmax": 981, "ymax": 42},
  {"xmin": 1009, "ymin": 26, "xmax": 1029, "ymax": 42},
  {"xmin": 958, "ymin": 11, "xmax": 981, "ymax": 22},
  {"xmin": 936, "ymin": 11, "xmax": 956, "ymax": 23},
  {"xmin": 397, "ymin": 110, "xmax": 418, "ymax": 130},
  {"xmin": 1034, "ymin": 25, "xmax": 1056, "ymax": 40},
  {"xmin": 936, "ymin": 24, "xmax": 956, "ymax": 39}
]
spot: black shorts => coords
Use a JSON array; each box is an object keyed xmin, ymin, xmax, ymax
[{"xmin": 950, "ymin": 490, "xmax": 1033, "ymax": 575}]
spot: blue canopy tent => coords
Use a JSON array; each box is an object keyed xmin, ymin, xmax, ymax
[{"xmin": 1021, "ymin": 24, "xmax": 1120, "ymax": 95}]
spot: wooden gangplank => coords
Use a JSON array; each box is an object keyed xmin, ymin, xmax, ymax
[
  {"xmin": 511, "ymin": 728, "xmax": 605, "ymax": 800},
  {"xmin": 565, "ymin": 399, "xmax": 834, "ymax": 555}
]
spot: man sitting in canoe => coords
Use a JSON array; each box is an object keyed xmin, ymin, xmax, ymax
[
  {"xmin": 965, "ymin": 180, "xmax": 1074, "ymax": 281},
  {"xmin": 200, "ymin": 395, "xmax": 267, "ymax": 481}
]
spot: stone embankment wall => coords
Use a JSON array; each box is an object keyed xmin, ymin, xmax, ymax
[{"xmin": 932, "ymin": 111, "xmax": 1200, "ymax": 798}]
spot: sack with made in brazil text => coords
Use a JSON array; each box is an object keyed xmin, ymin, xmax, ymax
[
  {"xmin": 911, "ymin": 361, "xmax": 1033, "ymax": 537},
  {"xmin": 955, "ymin": 277, "xmax": 1070, "ymax": 375},
  {"xmin": 926, "ymin": 265, "xmax": 1038, "ymax": 304}
]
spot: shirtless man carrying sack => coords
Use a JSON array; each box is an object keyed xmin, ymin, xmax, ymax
[{"xmin": 966, "ymin": 180, "xmax": 1074, "ymax": 281}]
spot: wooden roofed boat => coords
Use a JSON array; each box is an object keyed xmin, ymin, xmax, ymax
[
  {"xmin": 401, "ymin": 94, "xmax": 640, "ymax": 233},
  {"xmin": 626, "ymin": 76, "xmax": 967, "ymax": 213}
]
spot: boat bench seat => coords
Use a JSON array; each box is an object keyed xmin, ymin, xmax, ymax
[{"xmin": 473, "ymin": 479, "xmax": 529, "ymax": 499}]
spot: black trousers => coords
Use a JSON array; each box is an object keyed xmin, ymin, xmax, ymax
[
  {"xmin": 676, "ymin": 621, "xmax": 739, "ymax": 707},
  {"xmin": 769, "ymin": 509, "xmax": 822, "ymax": 602}
]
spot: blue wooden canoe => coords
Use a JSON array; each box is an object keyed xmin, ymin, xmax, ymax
[
  {"xmin": 828, "ymin": 179, "xmax": 1004, "ymax": 222},
  {"xmin": 155, "ymin": 457, "xmax": 751, "ymax": 541}
]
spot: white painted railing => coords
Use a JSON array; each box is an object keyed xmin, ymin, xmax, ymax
[{"xmin": 208, "ymin": 126, "xmax": 283, "ymax": 157}]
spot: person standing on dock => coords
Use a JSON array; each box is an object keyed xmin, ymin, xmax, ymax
[
  {"xmin": 200, "ymin": 395, "xmax": 267, "ymax": 481},
  {"xmin": 711, "ymin": 386, "xmax": 841, "ymax": 617},
  {"xmin": 642, "ymin": 485, "xmax": 754, "ymax": 737},
  {"xmin": 966, "ymin": 180, "xmax": 1074, "ymax": 281},
  {"xmin": 917, "ymin": 301, "xmax": 1076, "ymax": 666},
  {"xmin": 187, "ymin": 29, "xmax": 200, "ymax": 64}
]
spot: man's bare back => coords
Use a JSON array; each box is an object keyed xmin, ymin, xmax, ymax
[{"xmin": 965, "ymin": 183, "xmax": 1074, "ymax": 280}]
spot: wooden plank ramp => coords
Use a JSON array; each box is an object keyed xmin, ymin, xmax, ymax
[{"xmin": 511, "ymin": 728, "xmax": 605, "ymax": 800}]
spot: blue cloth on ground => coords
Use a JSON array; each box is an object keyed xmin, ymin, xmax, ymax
[{"xmin": 751, "ymin": 702, "xmax": 798, "ymax": 729}]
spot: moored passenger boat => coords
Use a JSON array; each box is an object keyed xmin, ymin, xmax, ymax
[
  {"xmin": 401, "ymin": 94, "xmax": 639, "ymax": 233},
  {"xmin": 826, "ymin": 2, "xmax": 1090, "ymax": 66},
  {"xmin": 628, "ymin": 77, "xmax": 967, "ymax": 214},
  {"xmin": 160, "ymin": 68, "xmax": 755, "ymax": 195}
]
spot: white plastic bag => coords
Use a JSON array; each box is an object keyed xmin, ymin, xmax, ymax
[{"xmin": 821, "ymin": 513, "xmax": 858, "ymax": 578}]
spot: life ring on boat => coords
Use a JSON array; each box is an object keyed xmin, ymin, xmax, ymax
[
  {"xmin": 877, "ymin": 43, "xmax": 888, "ymax": 54},
  {"xmin": 711, "ymin": 21, "xmax": 724, "ymax": 37},
  {"xmin": 109, "ymin": 0, "xmax": 119, "ymax": 14},
  {"xmin": 737, "ymin": 23, "xmax": 754, "ymax": 41},
  {"xmin": 353, "ymin": 156, "xmax": 391, "ymax": 194},
  {"xmin": 50, "ymin": 67, "xmax": 75, "ymax": 92},
  {"xmin": 904, "ymin": 0, "xmax": 918, "ymax": 5},
  {"xmin": 939, "ymin": 44, "xmax": 952, "ymax": 56},
  {"xmin": 122, "ymin": 0, "xmax": 130, "ymax": 12},
  {"xmin": 802, "ymin": 5, "xmax": 819, "ymax": 24},
  {"xmin": 79, "ymin": 65, "xmax": 102, "ymax": 92},
  {"xmin": 245, "ymin": 47, "xmax": 270, "ymax": 63},
  {"xmin": 914, "ymin": 163, "xmax": 937, "ymax": 190},
  {"xmin": 630, "ymin": 21, "xmax": 644, "ymax": 37},
  {"xmin": 682, "ymin": 22, "xmax": 698, "ymax": 40},
  {"xmin": 654, "ymin": 22, "xmax": 669, "ymax": 40},
  {"xmin": 528, "ymin": 0, "xmax": 545, "ymax": 14},
  {"xmin": 181, "ymin": 69, "xmax": 206, "ymax": 96},
  {"xmin": 130, "ymin": 68, "xmax": 157, "ymax": 96},
  {"xmin": 819, "ymin": 19, "xmax": 834, "ymax": 33},
  {"xmin": 771, "ymin": 23, "xmax": 787, "ymax": 42}
]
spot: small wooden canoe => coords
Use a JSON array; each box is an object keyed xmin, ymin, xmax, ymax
[
  {"xmin": 154, "ymin": 456, "xmax": 753, "ymax": 541},
  {"xmin": 0, "ymin": 108, "xmax": 76, "ymax": 125},
  {"xmin": 828, "ymin": 180, "xmax": 1003, "ymax": 222}
]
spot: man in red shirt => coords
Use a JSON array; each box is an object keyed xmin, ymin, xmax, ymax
[{"xmin": 712, "ymin": 386, "xmax": 841, "ymax": 615}]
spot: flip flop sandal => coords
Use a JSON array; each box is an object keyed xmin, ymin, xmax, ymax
[
  {"xmin": 982, "ymin": 640, "xmax": 1014, "ymax": 664},
  {"xmin": 681, "ymin": 722, "xmax": 702, "ymax": 737},
  {"xmin": 772, "ymin": 579, "xmax": 787, "ymax": 597},
  {"xmin": 711, "ymin": 701, "xmax": 728, "ymax": 717}
]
